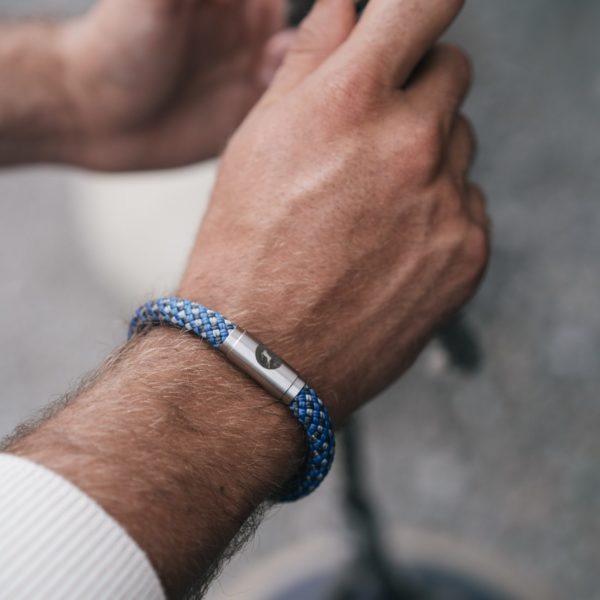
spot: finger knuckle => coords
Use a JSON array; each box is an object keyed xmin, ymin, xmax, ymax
[
  {"xmin": 405, "ymin": 118, "xmax": 445, "ymax": 180},
  {"xmin": 464, "ymin": 224, "xmax": 490, "ymax": 276},
  {"xmin": 444, "ymin": 44, "xmax": 473, "ymax": 85},
  {"xmin": 320, "ymin": 69, "xmax": 378, "ymax": 118},
  {"xmin": 445, "ymin": 180, "xmax": 466, "ymax": 214}
]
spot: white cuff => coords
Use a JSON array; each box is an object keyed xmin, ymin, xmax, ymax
[{"xmin": 0, "ymin": 453, "xmax": 165, "ymax": 600}]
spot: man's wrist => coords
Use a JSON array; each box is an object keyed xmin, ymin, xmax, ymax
[{"xmin": 7, "ymin": 327, "xmax": 304, "ymax": 596}]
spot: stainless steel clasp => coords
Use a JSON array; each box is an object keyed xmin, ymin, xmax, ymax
[{"xmin": 219, "ymin": 328, "xmax": 305, "ymax": 405}]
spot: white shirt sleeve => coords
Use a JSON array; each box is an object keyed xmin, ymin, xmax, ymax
[{"xmin": 0, "ymin": 453, "xmax": 165, "ymax": 600}]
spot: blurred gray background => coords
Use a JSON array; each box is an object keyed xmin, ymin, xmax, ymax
[{"xmin": 0, "ymin": 1, "xmax": 598, "ymax": 599}]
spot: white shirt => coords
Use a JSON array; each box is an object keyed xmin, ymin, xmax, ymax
[{"xmin": 0, "ymin": 454, "xmax": 165, "ymax": 599}]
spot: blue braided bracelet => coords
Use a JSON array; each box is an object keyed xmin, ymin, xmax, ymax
[{"xmin": 128, "ymin": 297, "xmax": 335, "ymax": 502}]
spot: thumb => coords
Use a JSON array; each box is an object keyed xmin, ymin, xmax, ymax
[{"xmin": 265, "ymin": 0, "xmax": 357, "ymax": 98}]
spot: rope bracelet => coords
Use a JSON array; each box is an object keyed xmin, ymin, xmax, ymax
[{"xmin": 128, "ymin": 297, "xmax": 335, "ymax": 502}]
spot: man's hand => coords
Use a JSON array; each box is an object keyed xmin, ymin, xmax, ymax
[
  {"xmin": 181, "ymin": 0, "xmax": 489, "ymax": 423},
  {"xmin": 0, "ymin": 0, "xmax": 291, "ymax": 169},
  {"xmin": 59, "ymin": 0, "xmax": 293, "ymax": 169},
  {"xmin": 6, "ymin": 0, "xmax": 490, "ymax": 596}
]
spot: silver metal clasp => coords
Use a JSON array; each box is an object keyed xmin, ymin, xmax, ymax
[{"xmin": 219, "ymin": 328, "xmax": 305, "ymax": 405}]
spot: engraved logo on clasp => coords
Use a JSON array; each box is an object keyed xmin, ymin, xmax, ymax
[{"xmin": 256, "ymin": 345, "xmax": 283, "ymax": 370}]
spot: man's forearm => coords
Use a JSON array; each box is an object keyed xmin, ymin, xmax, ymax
[
  {"xmin": 6, "ymin": 328, "xmax": 304, "ymax": 597},
  {"xmin": 0, "ymin": 0, "xmax": 489, "ymax": 596},
  {"xmin": 0, "ymin": 22, "xmax": 77, "ymax": 165}
]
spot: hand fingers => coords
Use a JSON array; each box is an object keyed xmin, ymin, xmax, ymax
[
  {"xmin": 447, "ymin": 115, "xmax": 477, "ymax": 176},
  {"xmin": 340, "ymin": 0, "xmax": 465, "ymax": 86},
  {"xmin": 265, "ymin": 0, "xmax": 357, "ymax": 99},
  {"xmin": 406, "ymin": 44, "xmax": 472, "ymax": 134}
]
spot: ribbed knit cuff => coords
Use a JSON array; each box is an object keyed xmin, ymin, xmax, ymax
[{"xmin": 0, "ymin": 453, "xmax": 165, "ymax": 599}]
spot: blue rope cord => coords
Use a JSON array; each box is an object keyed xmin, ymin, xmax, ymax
[
  {"xmin": 129, "ymin": 298, "xmax": 236, "ymax": 349},
  {"xmin": 129, "ymin": 297, "xmax": 335, "ymax": 502}
]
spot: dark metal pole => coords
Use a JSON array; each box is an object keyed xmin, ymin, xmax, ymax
[
  {"xmin": 328, "ymin": 315, "xmax": 482, "ymax": 600},
  {"xmin": 329, "ymin": 418, "xmax": 427, "ymax": 600}
]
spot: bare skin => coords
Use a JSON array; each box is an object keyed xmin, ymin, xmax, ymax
[
  {"xmin": 181, "ymin": 0, "xmax": 488, "ymax": 423},
  {"xmin": 0, "ymin": 0, "xmax": 292, "ymax": 168},
  {"xmin": 5, "ymin": 0, "xmax": 489, "ymax": 597}
]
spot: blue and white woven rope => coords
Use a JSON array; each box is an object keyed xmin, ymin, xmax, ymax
[
  {"xmin": 129, "ymin": 297, "xmax": 335, "ymax": 502},
  {"xmin": 287, "ymin": 386, "xmax": 336, "ymax": 500},
  {"xmin": 129, "ymin": 298, "xmax": 235, "ymax": 349}
]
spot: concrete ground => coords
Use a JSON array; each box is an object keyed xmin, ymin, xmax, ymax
[{"xmin": 0, "ymin": 1, "xmax": 598, "ymax": 599}]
